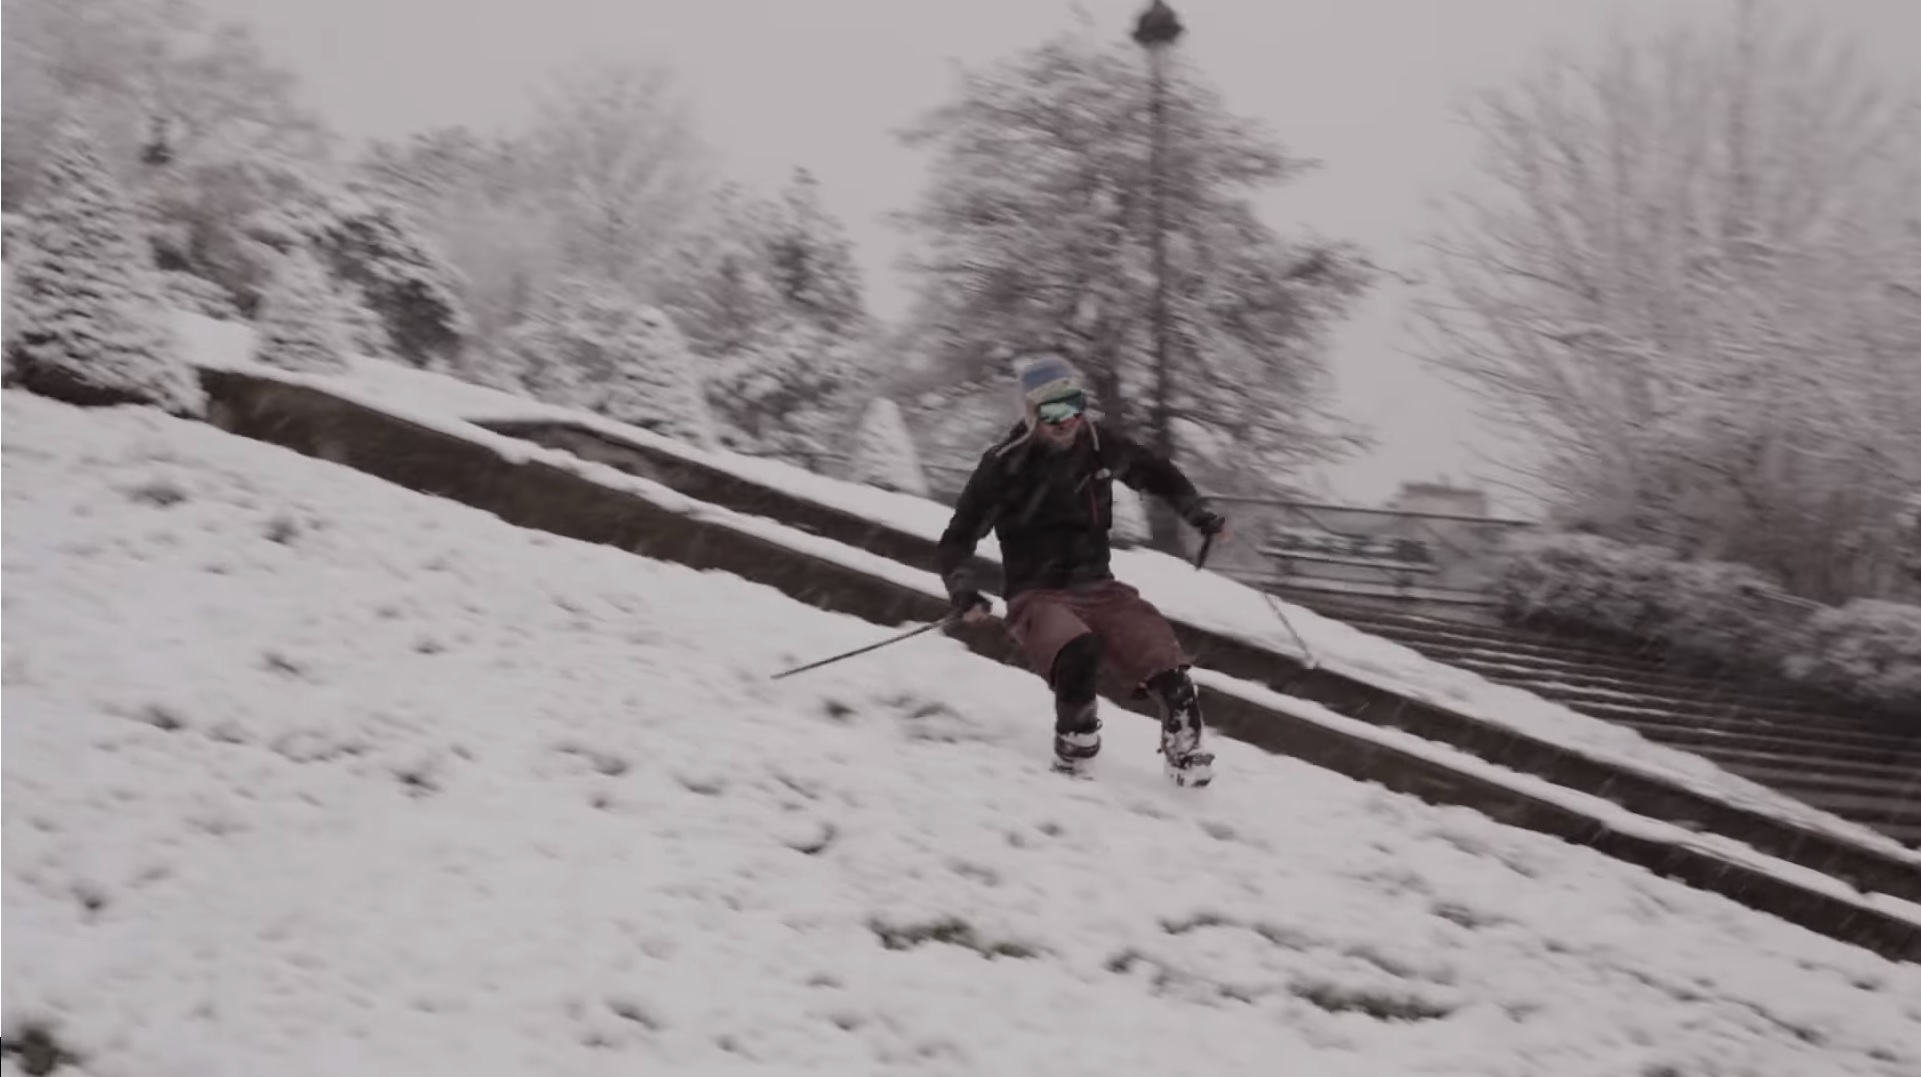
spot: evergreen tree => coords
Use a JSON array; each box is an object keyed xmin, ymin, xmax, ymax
[
  {"xmin": 5, "ymin": 116, "xmax": 203, "ymax": 415},
  {"xmin": 250, "ymin": 246, "xmax": 349, "ymax": 374},
  {"xmin": 767, "ymin": 168, "xmax": 867, "ymax": 339},
  {"xmin": 249, "ymin": 188, "xmax": 470, "ymax": 368},
  {"xmin": 355, "ymin": 125, "xmax": 563, "ymax": 340},
  {"xmin": 657, "ymin": 183, "xmax": 785, "ymax": 357},
  {"xmin": 309, "ymin": 193, "xmax": 469, "ymax": 368},
  {"xmin": 849, "ymin": 397, "xmax": 931, "ymax": 497},
  {"xmin": 502, "ymin": 278, "xmax": 715, "ymax": 446},
  {"xmin": 326, "ymin": 276, "xmax": 397, "ymax": 358},
  {"xmin": 708, "ymin": 319, "xmax": 860, "ymax": 459},
  {"xmin": 599, "ymin": 304, "xmax": 715, "ymax": 448},
  {"xmin": 141, "ymin": 144, "xmax": 324, "ymax": 320},
  {"xmin": 661, "ymin": 173, "xmax": 872, "ymax": 463}
]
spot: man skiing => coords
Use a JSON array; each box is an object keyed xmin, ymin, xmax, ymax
[{"xmin": 936, "ymin": 353, "xmax": 1228, "ymax": 785}]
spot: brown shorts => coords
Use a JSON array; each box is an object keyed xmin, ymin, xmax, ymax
[{"xmin": 1005, "ymin": 579, "xmax": 1190, "ymax": 688}]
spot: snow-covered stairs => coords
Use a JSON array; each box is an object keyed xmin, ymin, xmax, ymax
[
  {"xmin": 191, "ymin": 368, "xmax": 1921, "ymax": 960},
  {"xmin": 1274, "ymin": 595, "xmax": 1921, "ymax": 848},
  {"xmin": 467, "ymin": 412, "xmax": 1921, "ymax": 902}
]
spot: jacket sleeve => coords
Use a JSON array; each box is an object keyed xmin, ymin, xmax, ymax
[
  {"xmin": 1107, "ymin": 426, "xmax": 1211, "ymax": 525},
  {"xmin": 936, "ymin": 451, "xmax": 1001, "ymax": 596}
]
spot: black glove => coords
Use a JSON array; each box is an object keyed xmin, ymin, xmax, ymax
[
  {"xmin": 944, "ymin": 568, "xmax": 990, "ymax": 618},
  {"xmin": 1188, "ymin": 508, "xmax": 1227, "ymax": 538},
  {"xmin": 950, "ymin": 589, "xmax": 991, "ymax": 618}
]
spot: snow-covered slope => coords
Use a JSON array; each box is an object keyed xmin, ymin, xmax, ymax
[
  {"xmin": 6, "ymin": 391, "xmax": 1920, "ymax": 1076},
  {"xmin": 210, "ymin": 317, "xmax": 1906, "ymax": 864}
]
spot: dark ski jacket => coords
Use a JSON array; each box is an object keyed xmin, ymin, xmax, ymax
[{"xmin": 936, "ymin": 419, "xmax": 1213, "ymax": 602}]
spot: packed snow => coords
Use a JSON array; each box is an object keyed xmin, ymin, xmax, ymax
[
  {"xmin": 7, "ymin": 392, "xmax": 1921, "ymax": 1076},
  {"xmin": 175, "ymin": 311, "xmax": 1918, "ymax": 865}
]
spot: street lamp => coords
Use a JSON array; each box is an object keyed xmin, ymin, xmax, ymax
[
  {"xmin": 1133, "ymin": 1, "xmax": 1184, "ymax": 550},
  {"xmin": 1133, "ymin": 0, "xmax": 1184, "ymax": 49}
]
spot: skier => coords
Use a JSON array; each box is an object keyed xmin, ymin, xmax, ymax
[{"xmin": 936, "ymin": 353, "xmax": 1228, "ymax": 785}]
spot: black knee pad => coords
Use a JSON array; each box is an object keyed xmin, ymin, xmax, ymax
[{"xmin": 1050, "ymin": 633, "xmax": 1103, "ymax": 704}]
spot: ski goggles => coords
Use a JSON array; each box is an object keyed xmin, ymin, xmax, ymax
[{"xmin": 1034, "ymin": 390, "xmax": 1088, "ymax": 425}]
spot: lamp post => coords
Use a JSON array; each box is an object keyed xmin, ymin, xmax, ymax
[{"xmin": 1133, "ymin": 0, "xmax": 1184, "ymax": 550}]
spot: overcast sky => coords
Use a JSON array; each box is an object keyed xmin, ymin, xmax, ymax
[{"xmin": 199, "ymin": 0, "xmax": 1919, "ymax": 510}]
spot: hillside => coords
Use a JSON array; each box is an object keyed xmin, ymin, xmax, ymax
[{"xmin": 4, "ymin": 391, "xmax": 1919, "ymax": 1076}]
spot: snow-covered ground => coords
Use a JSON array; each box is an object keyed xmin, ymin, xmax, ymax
[
  {"xmin": 179, "ymin": 325, "xmax": 1921, "ymax": 924},
  {"xmin": 175, "ymin": 312, "xmax": 1918, "ymax": 866},
  {"xmin": 8, "ymin": 392, "xmax": 1921, "ymax": 1075}
]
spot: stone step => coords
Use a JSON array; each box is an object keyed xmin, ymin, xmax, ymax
[
  {"xmin": 1787, "ymin": 788, "xmax": 1921, "ymax": 825},
  {"xmin": 1519, "ymin": 691, "xmax": 1921, "ymax": 755},
  {"xmin": 1512, "ymin": 679, "xmax": 1877, "ymax": 733},
  {"xmin": 1564, "ymin": 697, "xmax": 1921, "ymax": 754},
  {"xmin": 1297, "ymin": 597, "xmax": 1887, "ymax": 723},
  {"xmin": 1391, "ymin": 638, "xmax": 1879, "ymax": 726},
  {"xmin": 1597, "ymin": 712, "xmax": 1921, "ymax": 768},
  {"xmin": 1329, "ymin": 616, "xmax": 1692, "ymax": 677},
  {"xmin": 1693, "ymin": 745, "xmax": 1921, "ymax": 785},
  {"xmin": 1433, "ymin": 647, "xmax": 1864, "ymax": 715},
  {"xmin": 1297, "ymin": 599, "xmax": 1710, "ymax": 670},
  {"xmin": 1273, "ymin": 591, "xmax": 1921, "ymax": 848},
  {"xmin": 1871, "ymin": 821, "xmax": 1921, "ymax": 848},
  {"xmin": 1716, "ymin": 759, "xmax": 1921, "ymax": 798},
  {"xmin": 1420, "ymin": 646, "xmax": 1915, "ymax": 741}
]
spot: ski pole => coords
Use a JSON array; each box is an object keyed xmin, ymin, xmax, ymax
[
  {"xmin": 1185, "ymin": 519, "xmax": 1314, "ymax": 670},
  {"xmin": 1259, "ymin": 589, "xmax": 1319, "ymax": 671},
  {"xmin": 770, "ymin": 612, "xmax": 963, "ymax": 680}
]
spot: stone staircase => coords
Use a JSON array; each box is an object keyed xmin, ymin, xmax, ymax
[
  {"xmin": 1273, "ymin": 591, "xmax": 1921, "ymax": 848},
  {"xmin": 193, "ymin": 376, "xmax": 1921, "ymax": 958}
]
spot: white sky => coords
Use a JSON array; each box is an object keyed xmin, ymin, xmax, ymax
[{"xmin": 199, "ymin": 0, "xmax": 1920, "ymax": 509}]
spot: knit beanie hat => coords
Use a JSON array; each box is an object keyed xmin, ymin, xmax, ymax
[{"xmin": 1012, "ymin": 353, "xmax": 1089, "ymax": 429}]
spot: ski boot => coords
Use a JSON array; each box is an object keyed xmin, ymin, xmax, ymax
[
  {"xmin": 1147, "ymin": 669, "xmax": 1214, "ymax": 787},
  {"xmin": 1051, "ymin": 699, "xmax": 1102, "ymax": 776},
  {"xmin": 1048, "ymin": 635, "xmax": 1104, "ymax": 776}
]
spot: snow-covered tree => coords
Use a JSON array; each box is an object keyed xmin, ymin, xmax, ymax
[
  {"xmin": 356, "ymin": 127, "xmax": 558, "ymax": 340},
  {"xmin": 5, "ymin": 116, "xmax": 203, "ymax": 414},
  {"xmin": 708, "ymin": 322, "xmax": 862, "ymax": 460},
  {"xmin": 598, "ymin": 306, "xmax": 715, "ymax": 447},
  {"xmin": 892, "ymin": 373, "xmax": 1018, "ymax": 501},
  {"xmin": 849, "ymin": 397, "xmax": 930, "ymax": 497},
  {"xmin": 1416, "ymin": 1, "xmax": 1921, "ymax": 601},
  {"xmin": 140, "ymin": 143, "xmax": 326, "ymax": 319},
  {"xmin": 767, "ymin": 169, "xmax": 867, "ymax": 339},
  {"xmin": 659, "ymin": 173, "xmax": 873, "ymax": 463},
  {"xmin": 657, "ymin": 183, "xmax": 786, "ymax": 357},
  {"xmin": 3, "ymin": 0, "xmax": 329, "ymax": 210},
  {"xmin": 502, "ymin": 278, "xmax": 715, "ymax": 446},
  {"xmin": 349, "ymin": 60, "xmax": 711, "ymax": 343},
  {"xmin": 156, "ymin": 269, "xmax": 240, "ymax": 320},
  {"xmin": 894, "ymin": 24, "xmax": 1371, "ymax": 540},
  {"xmin": 297, "ymin": 192, "xmax": 468, "ymax": 368},
  {"xmin": 522, "ymin": 60, "xmax": 715, "ymax": 292},
  {"xmin": 326, "ymin": 276, "xmax": 396, "ymax": 358},
  {"xmin": 250, "ymin": 247, "xmax": 348, "ymax": 374},
  {"xmin": 6, "ymin": 0, "xmax": 338, "ymax": 347},
  {"xmin": 1894, "ymin": 492, "xmax": 1921, "ymax": 592}
]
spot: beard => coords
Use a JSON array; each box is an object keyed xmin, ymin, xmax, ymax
[{"xmin": 1036, "ymin": 422, "xmax": 1082, "ymax": 451}]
